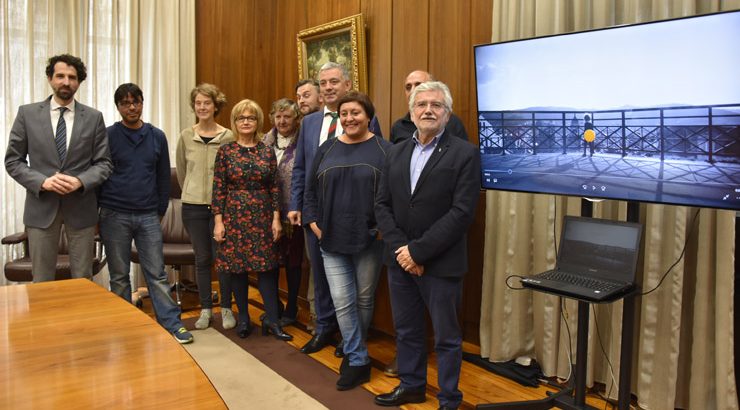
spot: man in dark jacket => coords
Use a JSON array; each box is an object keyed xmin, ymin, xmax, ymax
[{"xmin": 374, "ymin": 81, "xmax": 480, "ymax": 410}]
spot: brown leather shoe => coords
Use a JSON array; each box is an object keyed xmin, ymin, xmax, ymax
[
  {"xmin": 384, "ymin": 355, "xmax": 398, "ymax": 377},
  {"xmin": 374, "ymin": 386, "xmax": 426, "ymax": 406}
]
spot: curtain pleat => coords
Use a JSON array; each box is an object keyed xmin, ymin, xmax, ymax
[{"xmin": 0, "ymin": 0, "xmax": 196, "ymax": 286}]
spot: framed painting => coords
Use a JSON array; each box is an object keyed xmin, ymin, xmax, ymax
[{"xmin": 297, "ymin": 14, "xmax": 368, "ymax": 93}]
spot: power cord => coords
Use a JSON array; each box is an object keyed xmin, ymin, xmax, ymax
[
  {"xmin": 505, "ymin": 274, "xmax": 527, "ymax": 290},
  {"xmin": 560, "ymin": 298, "xmax": 573, "ymax": 384},
  {"xmin": 592, "ymin": 304, "xmax": 617, "ymax": 410},
  {"xmin": 640, "ymin": 208, "xmax": 701, "ymax": 296}
]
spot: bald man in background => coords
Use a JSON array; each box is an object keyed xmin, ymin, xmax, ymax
[{"xmin": 390, "ymin": 70, "xmax": 469, "ymax": 144}]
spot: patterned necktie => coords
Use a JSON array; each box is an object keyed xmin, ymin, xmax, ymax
[
  {"xmin": 56, "ymin": 107, "xmax": 68, "ymax": 163},
  {"xmin": 327, "ymin": 112, "xmax": 338, "ymax": 140}
]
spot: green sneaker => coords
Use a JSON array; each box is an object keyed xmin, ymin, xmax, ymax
[{"xmin": 174, "ymin": 327, "xmax": 194, "ymax": 344}]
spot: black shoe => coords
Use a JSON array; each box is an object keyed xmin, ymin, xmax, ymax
[
  {"xmin": 279, "ymin": 316, "xmax": 296, "ymax": 327},
  {"xmin": 384, "ymin": 355, "xmax": 398, "ymax": 377},
  {"xmin": 339, "ymin": 356, "xmax": 349, "ymax": 373},
  {"xmin": 374, "ymin": 386, "xmax": 426, "ymax": 407},
  {"xmin": 237, "ymin": 321, "xmax": 252, "ymax": 338},
  {"xmin": 334, "ymin": 338, "xmax": 344, "ymax": 358},
  {"xmin": 336, "ymin": 362, "xmax": 371, "ymax": 391},
  {"xmin": 300, "ymin": 332, "xmax": 333, "ymax": 354},
  {"xmin": 261, "ymin": 320, "xmax": 293, "ymax": 341}
]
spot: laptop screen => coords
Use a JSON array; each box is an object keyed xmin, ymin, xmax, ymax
[{"xmin": 558, "ymin": 216, "xmax": 642, "ymax": 282}]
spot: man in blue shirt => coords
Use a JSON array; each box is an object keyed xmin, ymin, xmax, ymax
[{"xmin": 98, "ymin": 83, "xmax": 193, "ymax": 344}]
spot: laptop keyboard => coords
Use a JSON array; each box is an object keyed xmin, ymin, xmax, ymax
[{"xmin": 538, "ymin": 270, "xmax": 621, "ymax": 292}]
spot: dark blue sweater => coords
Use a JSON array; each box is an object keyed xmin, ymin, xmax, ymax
[
  {"xmin": 304, "ymin": 135, "xmax": 391, "ymax": 254},
  {"xmin": 99, "ymin": 122, "xmax": 170, "ymax": 215}
]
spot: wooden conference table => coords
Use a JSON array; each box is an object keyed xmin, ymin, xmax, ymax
[{"xmin": 0, "ymin": 279, "xmax": 225, "ymax": 409}]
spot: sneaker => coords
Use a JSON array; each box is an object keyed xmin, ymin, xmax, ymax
[
  {"xmin": 195, "ymin": 309, "xmax": 212, "ymax": 330},
  {"xmin": 222, "ymin": 308, "xmax": 236, "ymax": 329},
  {"xmin": 174, "ymin": 327, "xmax": 194, "ymax": 344}
]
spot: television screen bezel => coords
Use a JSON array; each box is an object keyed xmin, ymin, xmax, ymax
[{"xmin": 472, "ymin": 10, "xmax": 740, "ymax": 211}]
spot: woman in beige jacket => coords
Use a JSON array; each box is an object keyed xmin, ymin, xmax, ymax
[{"xmin": 176, "ymin": 83, "xmax": 235, "ymax": 330}]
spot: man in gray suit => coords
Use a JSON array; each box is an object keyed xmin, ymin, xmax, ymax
[{"xmin": 5, "ymin": 54, "xmax": 112, "ymax": 282}]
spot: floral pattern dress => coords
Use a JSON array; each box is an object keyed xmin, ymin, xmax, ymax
[{"xmin": 212, "ymin": 141, "xmax": 279, "ymax": 274}]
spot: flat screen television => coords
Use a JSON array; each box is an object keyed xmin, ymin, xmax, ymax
[{"xmin": 474, "ymin": 10, "xmax": 740, "ymax": 210}]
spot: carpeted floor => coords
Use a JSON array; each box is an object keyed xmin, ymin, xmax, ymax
[{"xmin": 183, "ymin": 316, "xmax": 386, "ymax": 410}]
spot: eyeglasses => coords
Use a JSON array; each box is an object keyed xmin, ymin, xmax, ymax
[
  {"xmin": 413, "ymin": 101, "xmax": 446, "ymax": 111},
  {"xmin": 117, "ymin": 100, "xmax": 142, "ymax": 108},
  {"xmin": 235, "ymin": 115, "xmax": 258, "ymax": 124}
]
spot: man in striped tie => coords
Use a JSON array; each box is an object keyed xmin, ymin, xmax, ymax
[
  {"xmin": 5, "ymin": 54, "xmax": 112, "ymax": 282},
  {"xmin": 288, "ymin": 62, "xmax": 383, "ymax": 356}
]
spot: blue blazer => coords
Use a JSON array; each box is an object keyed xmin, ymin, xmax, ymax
[{"xmin": 289, "ymin": 110, "xmax": 382, "ymax": 214}]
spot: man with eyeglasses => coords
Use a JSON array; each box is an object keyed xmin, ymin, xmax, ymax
[
  {"xmin": 97, "ymin": 83, "xmax": 193, "ymax": 345},
  {"xmin": 390, "ymin": 70, "xmax": 468, "ymax": 144},
  {"xmin": 5, "ymin": 54, "xmax": 112, "ymax": 282},
  {"xmin": 288, "ymin": 62, "xmax": 383, "ymax": 356},
  {"xmin": 374, "ymin": 81, "xmax": 480, "ymax": 409}
]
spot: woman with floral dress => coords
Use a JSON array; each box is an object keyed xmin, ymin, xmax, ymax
[{"xmin": 212, "ymin": 99, "xmax": 292, "ymax": 341}]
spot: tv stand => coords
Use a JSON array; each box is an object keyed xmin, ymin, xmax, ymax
[{"xmin": 479, "ymin": 200, "xmax": 640, "ymax": 409}]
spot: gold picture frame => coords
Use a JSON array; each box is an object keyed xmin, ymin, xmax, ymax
[{"xmin": 297, "ymin": 14, "xmax": 368, "ymax": 93}]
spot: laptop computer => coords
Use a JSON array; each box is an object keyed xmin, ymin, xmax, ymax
[{"xmin": 520, "ymin": 216, "xmax": 642, "ymax": 302}]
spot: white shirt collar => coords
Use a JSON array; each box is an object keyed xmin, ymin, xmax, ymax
[{"xmin": 50, "ymin": 98, "xmax": 76, "ymax": 113}]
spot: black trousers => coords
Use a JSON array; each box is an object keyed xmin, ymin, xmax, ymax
[{"xmin": 181, "ymin": 203, "xmax": 233, "ymax": 309}]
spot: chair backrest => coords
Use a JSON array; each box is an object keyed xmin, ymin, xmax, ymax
[{"xmin": 161, "ymin": 168, "xmax": 190, "ymax": 244}]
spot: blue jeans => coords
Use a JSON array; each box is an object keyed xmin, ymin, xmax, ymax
[
  {"xmin": 320, "ymin": 239, "xmax": 383, "ymax": 366},
  {"xmin": 99, "ymin": 208, "xmax": 184, "ymax": 333}
]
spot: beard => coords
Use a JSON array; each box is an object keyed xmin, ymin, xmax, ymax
[{"xmin": 54, "ymin": 86, "xmax": 75, "ymax": 101}]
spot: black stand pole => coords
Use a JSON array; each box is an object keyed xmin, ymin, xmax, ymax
[{"xmin": 616, "ymin": 201, "xmax": 640, "ymax": 410}]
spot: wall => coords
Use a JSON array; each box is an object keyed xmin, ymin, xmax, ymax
[{"xmin": 195, "ymin": 0, "xmax": 492, "ymax": 342}]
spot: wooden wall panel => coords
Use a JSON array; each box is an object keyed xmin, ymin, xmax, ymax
[
  {"xmin": 389, "ymin": 0, "xmax": 430, "ymax": 127},
  {"xmin": 462, "ymin": 0, "xmax": 493, "ymax": 344},
  {"xmin": 305, "ymin": 0, "xmax": 362, "ymax": 27},
  {"xmin": 362, "ymin": 0, "xmax": 392, "ymax": 137},
  {"xmin": 429, "ymin": 0, "xmax": 470, "ymax": 116},
  {"xmin": 195, "ymin": 0, "xmax": 492, "ymax": 344}
]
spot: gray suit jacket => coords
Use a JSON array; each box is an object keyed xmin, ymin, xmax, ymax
[{"xmin": 5, "ymin": 96, "xmax": 113, "ymax": 229}]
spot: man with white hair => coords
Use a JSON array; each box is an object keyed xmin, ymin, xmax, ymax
[{"xmin": 375, "ymin": 81, "xmax": 480, "ymax": 409}]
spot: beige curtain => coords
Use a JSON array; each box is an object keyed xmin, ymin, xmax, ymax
[
  {"xmin": 0, "ymin": 0, "xmax": 195, "ymax": 286},
  {"xmin": 480, "ymin": 1, "xmax": 739, "ymax": 409}
]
